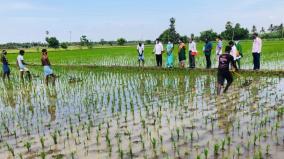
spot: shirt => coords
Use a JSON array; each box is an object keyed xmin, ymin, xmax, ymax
[
  {"xmin": 1, "ymin": 54, "xmax": 8, "ymax": 65},
  {"xmin": 137, "ymin": 44, "xmax": 144, "ymax": 55},
  {"xmin": 216, "ymin": 40, "xmax": 222, "ymax": 55},
  {"xmin": 218, "ymin": 53, "xmax": 236, "ymax": 71},
  {"xmin": 252, "ymin": 37, "xmax": 262, "ymax": 53},
  {"xmin": 17, "ymin": 55, "xmax": 24, "ymax": 68},
  {"xmin": 153, "ymin": 42, "xmax": 164, "ymax": 55},
  {"xmin": 230, "ymin": 45, "xmax": 238, "ymax": 60},
  {"xmin": 204, "ymin": 42, "xmax": 212, "ymax": 56},
  {"xmin": 188, "ymin": 41, "xmax": 197, "ymax": 52},
  {"xmin": 166, "ymin": 43, "xmax": 174, "ymax": 53}
]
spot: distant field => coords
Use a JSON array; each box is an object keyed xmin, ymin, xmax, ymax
[{"xmin": 6, "ymin": 40, "xmax": 284, "ymax": 70}]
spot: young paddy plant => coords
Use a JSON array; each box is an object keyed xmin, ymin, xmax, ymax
[{"xmin": 24, "ymin": 141, "xmax": 32, "ymax": 152}]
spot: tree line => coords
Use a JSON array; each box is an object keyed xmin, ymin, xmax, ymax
[{"xmin": 1, "ymin": 19, "xmax": 283, "ymax": 50}]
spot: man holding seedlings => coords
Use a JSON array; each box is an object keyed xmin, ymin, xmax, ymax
[
  {"xmin": 153, "ymin": 39, "xmax": 164, "ymax": 67},
  {"xmin": 252, "ymin": 33, "xmax": 262, "ymax": 70},
  {"xmin": 41, "ymin": 49, "xmax": 56, "ymax": 86},
  {"xmin": 217, "ymin": 46, "xmax": 238, "ymax": 95},
  {"xmin": 1, "ymin": 50, "xmax": 10, "ymax": 81},
  {"xmin": 235, "ymin": 39, "xmax": 243, "ymax": 69},
  {"xmin": 203, "ymin": 38, "xmax": 213, "ymax": 69},
  {"xmin": 17, "ymin": 50, "xmax": 31, "ymax": 81},
  {"xmin": 137, "ymin": 43, "xmax": 145, "ymax": 67}
]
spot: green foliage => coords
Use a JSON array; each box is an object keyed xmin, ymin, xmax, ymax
[
  {"xmin": 60, "ymin": 42, "xmax": 68, "ymax": 49},
  {"xmin": 220, "ymin": 22, "xmax": 249, "ymax": 40},
  {"xmin": 159, "ymin": 17, "xmax": 181, "ymax": 44},
  {"xmin": 200, "ymin": 29, "xmax": 218, "ymax": 41},
  {"xmin": 117, "ymin": 38, "xmax": 127, "ymax": 46},
  {"xmin": 46, "ymin": 37, "xmax": 60, "ymax": 49}
]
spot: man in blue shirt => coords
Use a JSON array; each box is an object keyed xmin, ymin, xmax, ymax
[
  {"xmin": 203, "ymin": 38, "xmax": 213, "ymax": 68},
  {"xmin": 1, "ymin": 50, "xmax": 10, "ymax": 81}
]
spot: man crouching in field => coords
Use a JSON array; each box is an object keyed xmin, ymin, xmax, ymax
[{"xmin": 217, "ymin": 46, "xmax": 238, "ymax": 95}]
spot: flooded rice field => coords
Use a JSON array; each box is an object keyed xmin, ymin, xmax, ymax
[{"xmin": 0, "ymin": 67, "xmax": 283, "ymax": 159}]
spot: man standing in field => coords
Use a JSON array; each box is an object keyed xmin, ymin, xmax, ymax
[
  {"xmin": 1, "ymin": 50, "xmax": 10, "ymax": 81},
  {"xmin": 17, "ymin": 50, "xmax": 31, "ymax": 81},
  {"xmin": 235, "ymin": 39, "xmax": 243, "ymax": 69},
  {"xmin": 188, "ymin": 38, "xmax": 197, "ymax": 68},
  {"xmin": 216, "ymin": 36, "xmax": 223, "ymax": 62},
  {"xmin": 217, "ymin": 46, "xmax": 238, "ymax": 95},
  {"xmin": 153, "ymin": 39, "xmax": 164, "ymax": 67},
  {"xmin": 41, "ymin": 49, "xmax": 57, "ymax": 86},
  {"xmin": 252, "ymin": 33, "xmax": 262, "ymax": 70},
  {"xmin": 203, "ymin": 38, "xmax": 213, "ymax": 69},
  {"xmin": 137, "ymin": 43, "xmax": 145, "ymax": 67}
]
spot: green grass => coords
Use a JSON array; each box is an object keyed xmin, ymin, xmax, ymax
[{"xmin": 5, "ymin": 40, "xmax": 284, "ymax": 69}]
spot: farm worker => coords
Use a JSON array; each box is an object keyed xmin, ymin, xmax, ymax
[
  {"xmin": 17, "ymin": 50, "xmax": 31, "ymax": 81},
  {"xmin": 216, "ymin": 36, "xmax": 223, "ymax": 61},
  {"xmin": 229, "ymin": 41, "xmax": 239, "ymax": 68},
  {"xmin": 137, "ymin": 43, "xmax": 145, "ymax": 67},
  {"xmin": 188, "ymin": 38, "xmax": 197, "ymax": 68},
  {"xmin": 203, "ymin": 38, "xmax": 213, "ymax": 69},
  {"xmin": 41, "ymin": 49, "xmax": 56, "ymax": 86},
  {"xmin": 178, "ymin": 39, "xmax": 186, "ymax": 68},
  {"xmin": 235, "ymin": 39, "xmax": 243, "ymax": 69},
  {"xmin": 153, "ymin": 39, "xmax": 164, "ymax": 67},
  {"xmin": 252, "ymin": 33, "xmax": 262, "ymax": 70},
  {"xmin": 217, "ymin": 46, "xmax": 238, "ymax": 95},
  {"xmin": 166, "ymin": 41, "xmax": 174, "ymax": 68},
  {"xmin": 1, "ymin": 50, "xmax": 10, "ymax": 81}
]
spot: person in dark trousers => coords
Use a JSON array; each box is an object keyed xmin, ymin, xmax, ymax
[
  {"xmin": 188, "ymin": 38, "xmax": 197, "ymax": 68},
  {"xmin": 252, "ymin": 33, "xmax": 262, "ymax": 70},
  {"xmin": 1, "ymin": 50, "xmax": 10, "ymax": 81},
  {"xmin": 217, "ymin": 46, "xmax": 238, "ymax": 95},
  {"xmin": 203, "ymin": 38, "xmax": 213, "ymax": 69},
  {"xmin": 153, "ymin": 39, "xmax": 164, "ymax": 67}
]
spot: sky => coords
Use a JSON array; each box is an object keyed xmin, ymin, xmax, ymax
[{"xmin": 0, "ymin": 0, "xmax": 283, "ymax": 43}]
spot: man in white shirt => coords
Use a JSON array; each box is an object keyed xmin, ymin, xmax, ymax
[
  {"xmin": 188, "ymin": 38, "xmax": 197, "ymax": 68},
  {"xmin": 216, "ymin": 36, "xmax": 223, "ymax": 62},
  {"xmin": 252, "ymin": 33, "xmax": 262, "ymax": 70},
  {"xmin": 17, "ymin": 50, "xmax": 31, "ymax": 81},
  {"xmin": 153, "ymin": 39, "xmax": 164, "ymax": 67},
  {"xmin": 137, "ymin": 43, "xmax": 145, "ymax": 67}
]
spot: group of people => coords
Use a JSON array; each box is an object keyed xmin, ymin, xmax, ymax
[
  {"xmin": 1, "ymin": 49, "xmax": 56, "ymax": 86},
  {"xmin": 137, "ymin": 33, "xmax": 262, "ymax": 71},
  {"xmin": 136, "ymin": 33, "xmax": 262, "ymax": 94}
]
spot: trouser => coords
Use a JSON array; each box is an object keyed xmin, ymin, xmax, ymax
[
  {"xmin": 252, "ymin": 53, "xmax": 260, "ymax": 70},
  {"xmin": 205, "ymin": 55, "xmax": 211, "ymax": 68},
  {"xmin": 156, "ymin": 54, "xmax": 162, "ymax": 67},
  {"xmin": 189, "ymin": 51, "xmax": 195, "ymax": 68}
]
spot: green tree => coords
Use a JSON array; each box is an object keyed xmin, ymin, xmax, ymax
[
  {"xmin": 233, "ymin": 23, "xmax": 249, "ymax": 40},
  {"xmin": 159, "ymin": 17, "xmax": 180, "ymax": 44},
  {"xmin": 117, "ymin": 38, "xmax": 127, "ymax": 46},
  {"xmin": 145, "ymin": 40, "xmax": 152, "ymax": 45},
  {"xmin": 80, "ymin": 35, "xmax": 90, "ymax": 48},
  {"xmin": 46, "ymin": 37, "xmax": 60, "ymax": 49},
  {"xmin": 60, "ymin": 42, "xmax": 68, "ymax": 49},
  {"xmin": 252, "ymin": 25, "xmax": 257, "ymax": 33},
  {"xmin": 100, "ymin": 39, "xmax": 105, "ymax": 45},
  {"xmin": 220, "ymin": 21, "xmax": 234, "ymax": 40},
  {"xmin": 200, "ymin": 29, "xmax": 218, "ymax": 41}
]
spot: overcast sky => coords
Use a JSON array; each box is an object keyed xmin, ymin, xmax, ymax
[{"xmin": 0, "ymin": 0, "xmax": 283, "ymax": 43}]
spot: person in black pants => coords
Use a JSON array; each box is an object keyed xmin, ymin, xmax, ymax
[
  {"xmin": 252, "ymin": 33, "xmax": 262, "ymax": 70},
  {"xmin": 153, "ymin": 39, "xmax": 164, "ymax": 67},
  {"xmin": 203, "ymin": 38, "xmax": 212, "ymax": 69},
  {"xmin": 217, "ymin": 46, "xmax": 238, "ymax": 95}
]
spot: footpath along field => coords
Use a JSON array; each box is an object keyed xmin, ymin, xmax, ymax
[{"xmin": 6, "ymin": 40, "xmax": 284, "ymax": 70}]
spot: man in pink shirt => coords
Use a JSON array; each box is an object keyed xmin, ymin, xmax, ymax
[{"xmin": 252, "ymin": 33, "xmax": 262, "ymax": 70}]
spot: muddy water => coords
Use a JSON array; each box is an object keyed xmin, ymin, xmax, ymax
[{"xmin": 0, "ymin": 67, "xmax": 283, "ymax": 159}]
